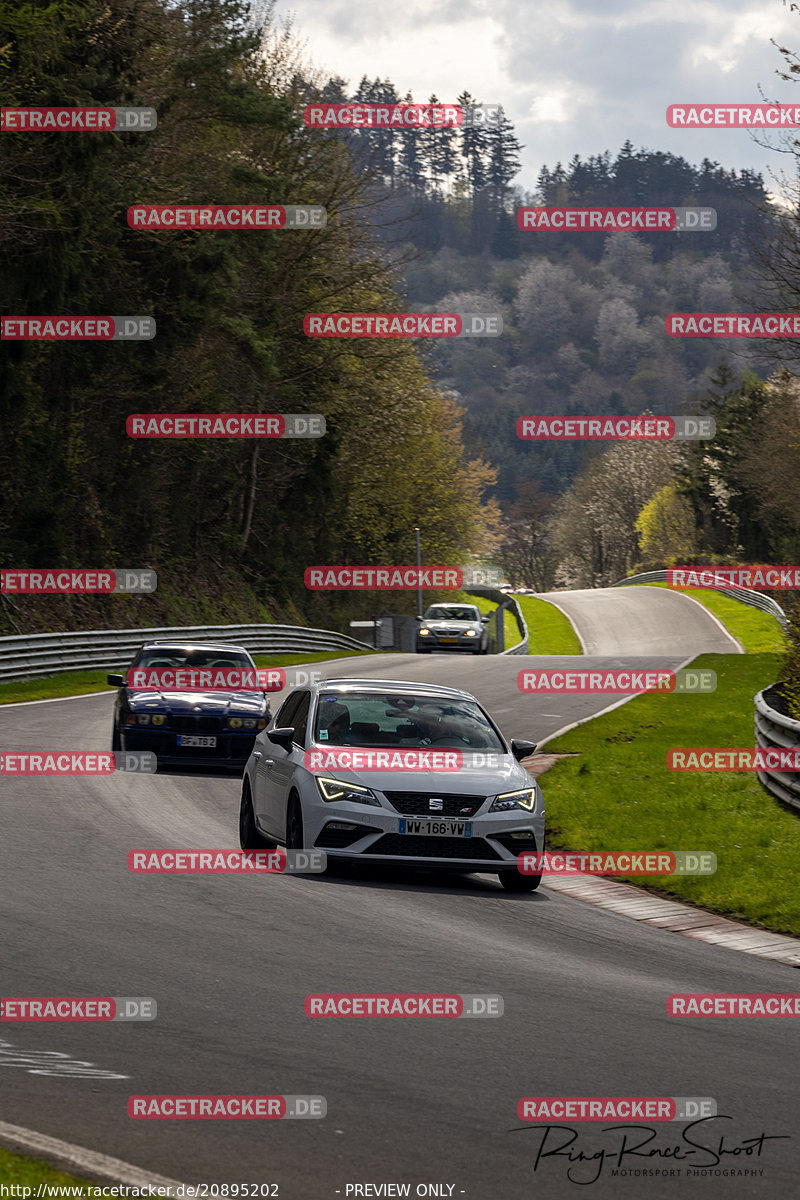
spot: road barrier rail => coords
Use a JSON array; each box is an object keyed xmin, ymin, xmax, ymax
[
  {"xmin": 0, "ymin": 623, "xmax": 375, "ymax": 683},
  {"xmin": 755, "ymin": 684, "xmax": 800, "ymax": 813}
]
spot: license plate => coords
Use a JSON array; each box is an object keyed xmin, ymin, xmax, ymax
[
  {"xmin": 177, "ymin": 735, "xmax": 217, "ymax": 747},
  {"xmin": 439, "ymin": 637, "xmax": 458, "ymax": 644},
  {"xmin": 398, "ymin": 819, "xmax": 472, "ymax": 837}
]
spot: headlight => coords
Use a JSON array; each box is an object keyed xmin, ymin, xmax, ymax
[
  {"xmin": 228, "ymin": 717, "xmax": 259, "ymax": 730},
  {"xmin": 315, "ymin": 776, "xmax": 382, "ymax": 807},
  {"xmin": 136, "ymin": 714, "xmax": 151, "ymax": 725},
  {"xmin": 228, "ymin": 717, "xmax": 243, "ymax": 729},
  {"xmin": 151, "ymin": 714, "xmax": 167, "ymax": 726},
  {"xmin": 489, "ymin": 788, "xmax": 537, "ymax": 813},
  {"xmin": 464, "ymin": 629, "xmax": 477, "ymax": 637},
  {"xmin": 418, "ymin": 628, "xmax": 432, "ymax": 636}
]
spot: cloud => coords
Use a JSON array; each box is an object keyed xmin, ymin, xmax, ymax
[{"xmin": 276, "ymin": 0, "xmax": 800, "ymax": 189}]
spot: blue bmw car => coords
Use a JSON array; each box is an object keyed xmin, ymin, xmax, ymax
[{"xmin": 108, "ymin": 641, "xmax": 271, "ymax": 770}]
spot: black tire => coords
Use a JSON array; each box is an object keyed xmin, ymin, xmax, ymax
[
  {"xmin": 239, "ymin": 779, "xmax": 276, "ymax": 850},
  {"xmin": 286, "ymin": 794, "xmax": 304, "ymax": 850},
  {"xmin": 498, "ymin": 871, "xmax": 541, "ymax": 893},
  {"xmin": 111, "ymin": 720, "xmax": 121, "ymax": 751},
  {"xmin": 417, "ymin": 647, "xmax": 431, "ymax": 654}
]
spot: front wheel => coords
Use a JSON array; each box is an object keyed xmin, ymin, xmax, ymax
[
  {"xmin": 111, "ymin": 720, "xmax": 121, "ymax": 751},
  {"xmin": 286, "ymin": 795, "xmax": 304, "ymax": 850},
  {"xmin": 499, "ymin": 871, "xmax": 541, "ymax": 893},
  {"xmin": 239, "ymin": 780, "xmax": 276, "ymax": 849}
]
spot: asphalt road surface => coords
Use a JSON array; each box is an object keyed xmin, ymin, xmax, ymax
[{"xmin": 1, "ymin": 586, "xmax": 795, "ymax": 1198}]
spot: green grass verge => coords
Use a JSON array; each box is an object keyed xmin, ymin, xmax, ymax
[
  {"xmin": 516, "ymin": 595, "xmax": 582, "ymax": 655},
  {"xmin": 0, "ymin": 1145, "xmax": 97, "ymax": 1189},
  {"xmin": 0, "ymin": 650, "xmax": 370, "ymax": 705},
  {"xmin": 627, "ymin": 582, "xmax": 788, "ymax": 654},
  {"xmin": 542, "ymin": 651, "xmax": 800, "ymax": 935}
]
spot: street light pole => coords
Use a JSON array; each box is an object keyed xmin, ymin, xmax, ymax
[{"xmin": 415, "ymin": 527, "xmax": 423, "ymax": 619}]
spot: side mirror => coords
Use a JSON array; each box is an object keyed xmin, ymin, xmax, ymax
[
  {"xmin": 267, "ymin": 726, "xmax": 295, "ymax": 752},
  {"xmin": 481, "ymin": 615, "xmax": 490, "ymax": 623},
  {"xmin": 107, "ymin": 673, "xmax": 125, "ymax": 687},
  {"xmin": 511, "ymin": 738, "xmax": 538, "ymax": 761},
  {"xmin": 415, "ymin": 614, "xmax": 423, "ymax": 621}
]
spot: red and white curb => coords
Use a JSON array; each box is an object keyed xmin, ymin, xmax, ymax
[
  {"xmin": 0, "ymin": 1120, "xmax": 187, "ymax": 1188},
  {"xmin": 541, "ymin": 874, "xmax": 800, "ymax": 968}
]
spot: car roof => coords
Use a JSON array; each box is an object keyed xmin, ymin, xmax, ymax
[
  {"xmin": 427, "ymin": 602, "xmax": 477, "ymax": 608},
  {"xmin": 316, "ymin": 678, "xmax": 476, "ymax": 701},
  {"xmin": 139, "ymin": 641, "xmax": 251, "ymax": 653}
]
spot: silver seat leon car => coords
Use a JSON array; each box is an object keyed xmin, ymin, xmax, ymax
[{"xmin": 239, "ymin": 678, "xmax": 545, "ymax": 891}]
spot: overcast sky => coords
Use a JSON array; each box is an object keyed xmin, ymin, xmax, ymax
[{"xmin": 275, "ymin": 0, "xmax": 800, "ymax": 197}]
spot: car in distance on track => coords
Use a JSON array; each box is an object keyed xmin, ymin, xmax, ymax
[
  {"xmin": 108, "ymin": 641, "xmax": 271, "ymax": 769},
  {"xmin": 239, "ymin": 678, "xmax": 544, "ymax": 891},
  {"xmin": 415, "ymin": 603, "xmax": 490, "ymax": 655}
]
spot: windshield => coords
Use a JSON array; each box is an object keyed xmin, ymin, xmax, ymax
[
  {"xmin": 424, "ymin": 606, "xmax": 478, "ymax": 621},
  {"xmin": 313, "ymin": 692, "xmax": 505, "ymax": 751},
  {"xmin": 134, "ymin": 648, "xmax": 254, "ymax": 670}
]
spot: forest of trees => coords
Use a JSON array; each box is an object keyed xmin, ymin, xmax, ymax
[
  {"xmin": 0, "ymin": 0, "xmax": 500, "ymax": 633},
  {"xmin": 2, "ymin": 0, "xmax": 799, "ymax": 637}
]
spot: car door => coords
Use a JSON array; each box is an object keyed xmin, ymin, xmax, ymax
[
  {"xmin": 253, "ymin": 690, "xmax": 301, "ymax": 833},
  {"xmin": 261, "ymin": 691, "xmax": 310, "ymax": 840}
]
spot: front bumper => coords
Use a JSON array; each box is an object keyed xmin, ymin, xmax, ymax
[
  {"xmin": 120, "ymin": 726, "xmax": 256, "ymax": 769},
  {"xmin": 416, "ymin": 634, "xmax": 483, "ymax": 652},
  {"xmin": 307, "ymin": 800, "xmax": 543, "ymax": 871}
]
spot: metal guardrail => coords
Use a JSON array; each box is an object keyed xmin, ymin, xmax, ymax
[
  {"xmin": 464, "ymin": 586, "xmax": 529, "ymax": 654},
  {"xmin": 0, "ymin": 623, "xmax": 375, "ymax": 683},
  {"xmin": 755, "ymin": 684, "xmax": 800, "ymax": 813},
  {"xmin": 612, "ymin": 570, "xmax": 789, "ymax": 628}
]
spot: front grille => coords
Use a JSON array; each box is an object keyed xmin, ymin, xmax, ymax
[
  {"xmin": 367, "ymin": 834, "xmax": 501, "ymax": 861},
  {"xmin": 315, "ymin": 823, "xmax": 374, "ymax": 849},
  {"xmin": 383, "ymin": 791, "xmax": 486, "ymax": 817},
  {"xmin": 172, "ymin": 715, "xmax": 222, "ymax": 734}
]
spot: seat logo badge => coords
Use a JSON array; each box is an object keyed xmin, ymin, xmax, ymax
[{"xmin": 429, "ymin": 798, "xmax": 443, "ymax": 811}]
